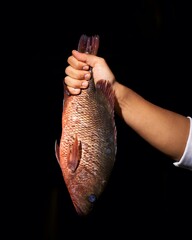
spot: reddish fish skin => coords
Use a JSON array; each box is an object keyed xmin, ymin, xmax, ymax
[{"xmin": 55, "ymin": 35, "xmax": 117, "ymax": 216}]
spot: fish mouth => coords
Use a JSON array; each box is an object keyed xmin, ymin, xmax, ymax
[
  {"xmin": 73, "ymin": 202, "xmax": 93, "ymax": 216},
  {"xmin": 74, "ymin": 206, "xmax": 85, "ymax": 216},
  {"xmin": 73, "ymin": 203, "xmax": 87, "ymax": 216}
]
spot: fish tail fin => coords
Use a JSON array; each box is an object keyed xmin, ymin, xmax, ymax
[{"xmin": 78, "ymin": 34, "xmax": 99, "ymax": 55}]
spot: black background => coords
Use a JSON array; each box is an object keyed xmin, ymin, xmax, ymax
[{"xmin": 6, "ymin": 1, "xmax": 191, "ymax": 239}]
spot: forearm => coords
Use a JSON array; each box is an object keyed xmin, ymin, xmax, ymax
[{"xmin": 113, "ymin": 81, "xmax": 190, "ymax": 161}]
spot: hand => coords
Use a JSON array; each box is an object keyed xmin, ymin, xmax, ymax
[{"xmin": 64, "ymin": 50, "xmax": 116, "ymax": 95}]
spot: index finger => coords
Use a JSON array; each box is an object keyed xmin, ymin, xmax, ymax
[{"xmin": 68, "ymin": 54, "xmax": 89, "ymax": 71}]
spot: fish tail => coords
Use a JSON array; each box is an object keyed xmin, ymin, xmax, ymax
[{"xmin": 78, "ymin": 34, "xmax": 99, "ymax": 55}]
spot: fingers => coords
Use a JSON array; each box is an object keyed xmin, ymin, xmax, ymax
[
  {"xmin": 72, "ymin": 50, "xmax": 98, "ymax": 68},
  {"xmin": 65, "ymin": 65, "xmax": 90, "ymax": 80},
  {"xmin": 64, "ymin": 75, "xmax": 89, "ymax": 89},
  {"xmin": 66, "ymin": 86, "xmax": 81, "ymax": 95},
  {"xmin": 64, "ymin": 64, "xmax": 91, "ymax": 95},
  {"xmin": 64, "ymin": 77, "xmax": 89, "ymax": 95},
  {"xmin": 68, "ymin": 53, "xmax": 89, "ymax": 71},
  {"xmin": 64, "ymin": 50, "xmax": 97, "ymax": 95}
]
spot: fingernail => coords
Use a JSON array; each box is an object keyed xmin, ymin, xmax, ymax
[
  {"xmin": 84, "ymin": 73, "xmax": 90, "ymax": 80},
  {"xmin": 83, "ymin": 65, "xmax": 89, "ymax": 70},
  {"xmin": 81, "ymin": 81, "xmax": 88, "ymax": 87}
]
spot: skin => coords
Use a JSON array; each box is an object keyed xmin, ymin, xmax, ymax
[{"xmin": 64, "ymin": 50, "xmax": 190, "ymax": 162}]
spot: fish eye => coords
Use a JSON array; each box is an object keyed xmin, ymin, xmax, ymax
[
  {"xmin": 88, "ymin": 194, "xmax": 97, "ymax": 203},
  {"xmin": 105, "ymin": 147, "xmax": 111, "ymax": 154}
]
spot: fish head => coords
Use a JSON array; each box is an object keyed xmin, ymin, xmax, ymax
[
  {"xmin": 71, "ymin": 190, "xmax": 97, "ymax": 216},
  {"xmin": 67, "ymin": 172, "xmax": 109, "ymax": 216}
]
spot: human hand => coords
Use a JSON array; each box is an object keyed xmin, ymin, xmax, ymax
[{"xmin": 64, "ymin": 50, "xmax": 116, "ymax": 95}]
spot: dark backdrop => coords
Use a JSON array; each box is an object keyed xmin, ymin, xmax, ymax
[{"xmin": 8, "ymin": 1, "xmax": 191, "ymax": 239}]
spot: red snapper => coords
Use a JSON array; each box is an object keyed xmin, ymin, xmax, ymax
[{"xmin": 55, "ymin": 34, "xmax": 117, "ymax": 215}]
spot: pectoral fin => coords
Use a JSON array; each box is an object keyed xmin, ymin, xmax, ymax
[
  {"xmin": 67, "ymin": 134, "xmax": 82, "ymax": 173},
  {"xmin": 55, "ymin": 140, "xmax": 61, "ymax": 166}
]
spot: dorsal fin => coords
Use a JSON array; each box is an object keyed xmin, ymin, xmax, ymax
[{"xmin": 96, "ymin": 79, "xmax": 115, "ymax": 110}]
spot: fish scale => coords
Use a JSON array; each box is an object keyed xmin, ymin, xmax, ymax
[{"xmin": 55, "ymin": 34, "xmax": 117, "ymax": 215}]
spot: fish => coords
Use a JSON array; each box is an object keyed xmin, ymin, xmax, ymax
[{"xmin": 55, "ymin": 34, "xmax": 117, "ymax": 216}]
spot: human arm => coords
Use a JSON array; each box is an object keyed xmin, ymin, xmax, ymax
[{"xmin": 64, "ymin": 50, "xmax": 192, "ymax": 170}]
